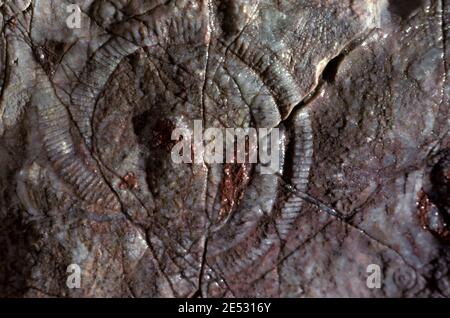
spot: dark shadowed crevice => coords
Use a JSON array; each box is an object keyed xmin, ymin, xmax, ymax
[
  {"xmin": 388, "ymin": 0, "xmax": 423, "ymax": 19},
  {"xmin": 291, "ymin": 29, "xmax": 378, "ymax": 112},
  {"xmin": 0, "ymin": 214, "xmax": 36, "ymax": 297},
  {"xmin": 321, "ymin": 53, "xmax": 345, "ymax": 83}
]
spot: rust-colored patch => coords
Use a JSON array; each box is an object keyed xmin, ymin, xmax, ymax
[
  {"xmin": 217, "ymin": 134, "xmax": 257, "ymax": 222},
  {"xmin": 218, "ymin": 162, "xmax": 251, "ymax": 223},
  {"xmin": 418, "ymin": 149, "xmax": 450, "ymax": 242},
  {"xmin": 417, "ymin": 190, "xmax": 450, "ymax": 242},
  {"xmin": 119, "ymin": 172, "xmax": 138, "ymax": 190},
  {"xmin": 417, "ymin": 190, "xmax": 432, "ymax": 228}
]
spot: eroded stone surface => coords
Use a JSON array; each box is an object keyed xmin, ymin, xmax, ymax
[{"xmin": 0, "ymin": 0, "xmax": 448, "ymax": 297}]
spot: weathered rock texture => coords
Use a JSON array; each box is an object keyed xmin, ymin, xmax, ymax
[{"xmin": 0, "ymin": 0, "xmax": 448, "ymax": 297}]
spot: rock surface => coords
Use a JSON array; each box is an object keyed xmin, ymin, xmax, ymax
[{"xmin": 0, "ymin": 0, "xmax": 448, "ymax": 297}]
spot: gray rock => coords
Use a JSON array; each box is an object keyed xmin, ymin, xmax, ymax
[{"xmin": 0, "ymin": 0, "xmax": 448, "ymax": 297}]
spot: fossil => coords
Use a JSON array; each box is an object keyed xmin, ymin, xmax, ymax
[{"xmin": 0, "ymin": 0, "xmax": 448, "ymax": 298}]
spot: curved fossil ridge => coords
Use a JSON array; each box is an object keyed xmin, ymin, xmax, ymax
[
  {"xmin": 207, "ymin": 135, "xmax": 285, "ymax": 275},
  {"xmin": 226, "ymin": 34, "xmax": 303, "ymax": 120},
  {"xmin": 33, "ymin": 70, "xmax": 121, "ymax": 212},
  {"xmin": 205, "ymin": 42, "xmax": 311, "ymax": 277},
  {"xmin": 277, "ymin": 110, "xmax": 313, "ymax": 240},
  {"xmin": 72, "ymin": 0, "xmax": 209, "ymax": 148},
  {"xmin": 47, "ymin": 0, "xmax": 311, "ymax": 235},
  {"xmin": 1, "ymin": 0, "xmax": 121, "ymax": 212},
  {"xmin": 70, "ymin": 37, "xmax": 139, "ymax": 149},
  {"xmin": 29, "ymin": 0, "xmax": 210, "ymax": 214},
  {"xmin": 207, "ymin": 110, "xmax": 313, "ymax": 277}
]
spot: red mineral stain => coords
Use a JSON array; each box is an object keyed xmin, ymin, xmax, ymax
[
  {"xmin": 218, "ymin": 162, "xmax": 251, "ymax": 223},
  {"xmin": 417, "ymin": 191, "xmax": 450, "ymax": 242},
  {"xmin": 119, "ymin": 172, "xmax": 138, "ymax": 190},
  {"xmin": 417, "ymin": 150, "xmax": 450, "ymax": 242}
]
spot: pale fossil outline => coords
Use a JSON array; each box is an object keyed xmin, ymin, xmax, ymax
[{"xmin": 10, "ymin": 0, "xmax": 314, "ymax": 280}]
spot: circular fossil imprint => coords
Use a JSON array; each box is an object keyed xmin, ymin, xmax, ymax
[
  {"xmin": 30, "ymin": 0, "xmax": 315, "ymax": 280},
  {"xmin": 32, "ymin": 0, "xmax": 211, "ymax": 214}
]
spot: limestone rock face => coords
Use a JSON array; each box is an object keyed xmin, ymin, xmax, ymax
[{"xmin": 0, "ymin": 0, "xmax": 448, "ymax": 297}]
